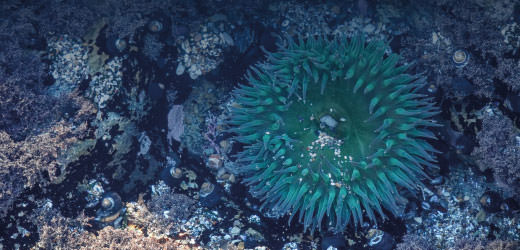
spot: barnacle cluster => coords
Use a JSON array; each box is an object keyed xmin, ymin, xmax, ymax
[
  {"xmin": 175, "ymin": 24, "xmax": 234, "ymax": 79},
  {"xmin": 229, "ymin": 36, "xmax": 440, "ymax": 232},
  {"xmin": 86, "ymin": 57, "xmax": 123, "ymax": 109},
  {"xmin": 501, "ymin": 22, "xmax": 520, "ymax": 49},
  {"xmin": 47, "ymin": 35, "xmax": 90, "ymax": 97}
]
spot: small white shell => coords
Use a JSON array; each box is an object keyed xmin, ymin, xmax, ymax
[
  {"xmin": 176, "ymin": 63, "xmax": 185, "ymax": 75},
  {"xmin": 320, "ymin": 115, "xmax": 338, "ymax": 128}
]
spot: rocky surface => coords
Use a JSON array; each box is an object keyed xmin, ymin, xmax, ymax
[{"xmin": 0, "ymin": 0, "xmax": 519, "ymax": 249}]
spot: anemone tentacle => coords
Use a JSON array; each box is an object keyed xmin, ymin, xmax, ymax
[{"xmin": 229, "ymin": 36, "xmax": 439, "ymax": 233}]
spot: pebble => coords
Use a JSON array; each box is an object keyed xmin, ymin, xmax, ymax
[
  {"xmin": 231, "ymin": 226, "xmax": 241, "ymax": 236},
  {"xmin": 421, "ymin": 201, "xmax": 431, "ymax": 210},
  {"xmin": 432, "ymin": 32, "xmax": 439, "ymax": 44},
  {"xmin": 207, "ymin": 154, "xmax": 223, "ymax": 169},
  {"xmin": 228, "ymin": 174, "xmax": 236, "ymax": 183},
  {"xmin": 282, "ymin": 242, "xmax": 298, "ymax": 250},
  {"xmin": 248, "ymin": 215, "xmax": 261, "ymax": 224},
  {"xmin": 194, "ymin": 33, "xmax": 202, "ymax": 42},
  {"xmin": 363, "ymin": 24, "xmax": 376, "ymax": 33},
  {"xmin": 176, "ymin": 63, "xmax": 185, "ymax": 75},
  {"xmin": 475, "ymin": 210, "xmax": 487, "ymax": 222},
  {"xmin": 430, "ymin": 176, "xmax": 444, "ymax": 185},
  {"xmin": 245, "ymin": 228, "xmax": 265, "ymax": 241},
  {"xmin": 220, "ymin": 32, "xmax": 234, "ymax": 46},
  {"xmin": 219, "ymin": 139, "xmax": 231, "ymax": 153}
]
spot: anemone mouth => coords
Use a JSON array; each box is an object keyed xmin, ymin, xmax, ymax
[
  {"xmin": 283, "ymin": 75, "xmax": 378, "ymax": 163},
  {"xmin": 230, "ymin": 36, "xmax": 440, "ymax": 233}
]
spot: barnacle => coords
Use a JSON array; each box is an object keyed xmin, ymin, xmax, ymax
[{"xmin": 229, "ymin": 36, "xmax": 440, "ymax": 232}]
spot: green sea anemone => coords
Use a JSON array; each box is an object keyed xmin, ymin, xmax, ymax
[{"xmin": 229, "ymin": 36, "xmax": 440, "ymax": 233}]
